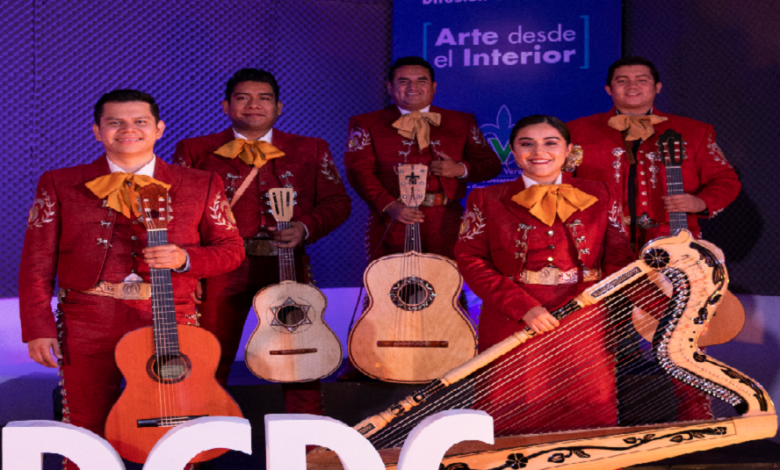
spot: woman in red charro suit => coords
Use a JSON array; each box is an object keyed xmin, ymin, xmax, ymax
[{"xmin": 455, "ymin": 115, "xmax": 635, "ymax": 436}]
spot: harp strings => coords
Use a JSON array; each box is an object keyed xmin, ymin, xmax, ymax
[{"xmin": 369, "ymin": 271, "xmax": 717, "ymax": 450}]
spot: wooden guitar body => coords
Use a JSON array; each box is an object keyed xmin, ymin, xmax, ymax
[
  {"xmin": 348, "ymin": 251, "xmax": 477, "ymax": 383},
  {"xmin": 105, "ymin": 324, "xmax": 243, "ymax": 464},
  {"xmin": 245, "ymin": 280, "xmax": 342, "ymax": 382}
]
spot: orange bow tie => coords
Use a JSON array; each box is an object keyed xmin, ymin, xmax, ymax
[
  {"xmin": 392, "ymin": 111, "xmax": 442, "ymax": 150},
  {"xmin": 85, "ymin": 173, "xmax": 171, "ymax": 219},
  {"xmin": 607, "ymin": 114, "xmax": 668, "ymax": 141},
  {"xmin": 511, "ymin": 184, "xmax": 598, "ymax": 227},
  {"xmin": 214, "ymin": 138, "xmax": 285, "ymax": 168}
]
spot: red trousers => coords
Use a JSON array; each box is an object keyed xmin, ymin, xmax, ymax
[
  {"xmin": 198, "ymin": 253, "xmax": 323, "ymax": 415},
  {"xmin": 365, "ymin": 203, "xmax": 463, "ymax": 261},
  {"xmin": 57, "ymin": 291, "xmax": 197, "ymax": 469}
]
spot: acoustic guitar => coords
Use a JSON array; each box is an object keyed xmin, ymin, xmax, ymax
[
  {"xmin": 348, "ymin": 164, "xmax": 477, "ymax": 383},
  {"xmin": 244, "ymin": 187, "xmax": 342, "ymax": 382},
  {"xmin": 105, "ymin": 184, "xmax": 243, "ymax": 464},
  {"xmin": 632, "ymin": 129, "xmax": 745, "ymax": 347}
]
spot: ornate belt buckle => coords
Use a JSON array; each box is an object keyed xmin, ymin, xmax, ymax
[{"xmin": 531, "ymin": 267, "xmax": 560, "ymax": 286}]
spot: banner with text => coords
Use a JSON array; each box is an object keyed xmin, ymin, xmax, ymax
[{"xmin": 392, "ymin": 0, "xmax": 621, "ymax": 183}]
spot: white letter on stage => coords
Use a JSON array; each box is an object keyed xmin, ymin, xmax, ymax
[
  {"xmin": 396, "ymin": 410, "xmax": 494, "ymax": 470},
  {"xmin": 265, "ymin": 414, "xmax": 385, "ymax": 470},
  {"xmin": 143, "ymin": 417, "xmax": 251, "ymax": 470},
  {"xmin": 2, "ymin": 421, "xmax": 124, "ymax": 470},
  {"xmin": 435, "ymin": 28, "xmax": 457, "ymax": 46}
]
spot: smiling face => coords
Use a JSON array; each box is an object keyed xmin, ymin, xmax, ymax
[
  {"xmin": 386, "ymin": 65, "xmax": 437, "ymax": 112},
  {"xmin": 606, "ymin": 65, "xmax": 662, "ymax": 116},
  {"xmin": 92, "ymin": 101, "xmax": 165, "ymax": 163},
  {"xmin": 512, "ymin": 123, "xmax": 572, "ymax": 184},
  {"xmin": 222, "ymin": 81, "xmax": 283, "ymax": 139}
]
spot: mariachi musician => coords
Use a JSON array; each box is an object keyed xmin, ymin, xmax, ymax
[
  {"xmin": 567, "ymin": 56, "xmax": 741, "ymax": 421},
  {"xmin": 345, "ymin": 56, "xmax": 501, "ymax": 262},
  {"xmin": 174, "ymin": 68, "xmax": 351, "ymax": 414},
  {"xmin": 19, "ymin": 90, "xmax": 245, "ymax": 470},
  {"xmin": 455, "ymin": 115, "xmax": 634, "ymax": 435}
]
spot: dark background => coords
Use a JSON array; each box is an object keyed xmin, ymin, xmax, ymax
[{"xmin": 0, "ymin": 0, "xmax": 777, "ymax": 296}]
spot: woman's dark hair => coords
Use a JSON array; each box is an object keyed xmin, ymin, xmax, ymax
[{"xmin": 509, "ymin": 115, "xmax": 571, "ymax": 145}]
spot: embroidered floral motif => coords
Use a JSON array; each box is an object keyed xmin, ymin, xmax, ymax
[
  {"xmin": 346, "ymin": 127, "xmax": 371, "ymax": 152},
  {"xmin": 608, "ymin": 200, "xmax": 627, "ymax": 234},
  {"xmin": 320, "ymin": 151, "xmax": 342, "ymax": 184},
  {"xmin": 175, "ymin": 154, "xmax": 190, "ymax": 168},
  {"xmin": 399, "ymin": 140, "xmax": 414, "ymax": 163},
  {"xmin": 27, "ymin": 189, "xmax": 56, "ymax": 229},
  {"xmin": 209, "ymin": 192, "xmax": 237, "ymax": 231},
  {"xmin": 459, "ymin": 205, "xmax": 486, "ymax": 241},
  {"xmin": 470, "ymin": 125, "xmax": 487, "ymax": 146},
  {"xmin": 707, "ymin": 136, "xmax": 731, "ymax": 167}
]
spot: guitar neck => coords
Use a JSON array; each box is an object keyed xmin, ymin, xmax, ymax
[
  {"xmin": 666, "ymin": 166, "xmax": 688, "ymax": 234},
  {"xmin": 405, "ymin": 205, "xmax": 422, "ymax": 254},
  {"xmin": 147, "ymin": 229, "xmax": 180, "ymax": 357},
  {"xmin": 277, "ymin": 221, "xmax": 296, "ymax": 282}
]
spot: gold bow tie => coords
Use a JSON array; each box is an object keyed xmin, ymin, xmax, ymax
[
  {"xmin": 511, "ymin": 184, "xmax": 598, "ymax": 227},
  {"xmin": 85, "ymin": 173, "xmax": 171, "ymax": 219},
  {"xmin": 214, "ymin": 138, "xmax": 285, "ymax": 168},
  {"xmin": 392, "ymin": 111, "xmax": 442, "ymax": 150},
  {"xmin": 607, "ymin": 114, "xmax": 668, "ymax": 141}
]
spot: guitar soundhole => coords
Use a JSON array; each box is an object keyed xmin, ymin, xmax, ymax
[
  {"xmin": 390, "ymin": 277, "xmax": 436, "ymax": 311},
  {"xmin": 146, "ymin": 354, "xmax": 192, "ymax": 384},
  {"xmin": 277, "ymin": 305, "xmax": 307, "ymax": 326}
]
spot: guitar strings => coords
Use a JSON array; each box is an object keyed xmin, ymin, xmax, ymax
[
  {"xmin": 368, "ymin": 277, "xmax": 662, "ymax": 448},
  {"xmin": 367, "ymin": 269, "xmax": 727, "ymax": 450}
]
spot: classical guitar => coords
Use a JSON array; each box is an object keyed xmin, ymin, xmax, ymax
[
  {"xmin": 244, "ymin": 187, "xmax": 342, "ymax": 382},
  {"xmin": 348, "ymin": 164, "xmax": 477, "ymax": 383},
  {"xmin": 105, "ymin": 184, "xmax": 243, "ymax": 464},
  {"xmin": 632, "ymin": 129, "xmax": 745, "ymax": 347}
]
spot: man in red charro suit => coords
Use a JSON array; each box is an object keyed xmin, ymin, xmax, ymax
[
  {"xmin": 567, "ymin": 57, "xmax": 741, "ymax": 422},
  {"xmin": 19, "ymin": 90, "xmax": 245, "ymax": 469},
  {"xmin": 174, "ymin": 69, "xmax": 351, "ymax": 414},
  {"xmin": 567, "ymin": 56, "xmax": 740, "ymax": 252},
  {"xmin": 345, "ymin": 56, "xmax": 501, "ymax": 261}
]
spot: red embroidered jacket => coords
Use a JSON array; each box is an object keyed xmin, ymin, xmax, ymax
[
  {"xmin": 344, "ymin": 105, "xmax": 502, "ymax": 214},
  {"xmin": 19, "ymin": 157, "xmax": 245, "ymax": 342},
  {"xmin": 567, "ymin": 108, "xmax": 741, "ymax": 245},
  {"xmin": 455, "ymin": 174, "xmax": 634, "ymax": 322},
  {"xmin": 174, "ymin": 128, "xmax": 351, "ymax": 242}
]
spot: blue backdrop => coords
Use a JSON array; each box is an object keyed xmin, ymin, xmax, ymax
[{"xmin": 393, "ymin": 0, "xmax": 621, "ymax": 183}]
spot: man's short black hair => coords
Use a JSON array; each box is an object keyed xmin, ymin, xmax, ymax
[
  {"xmin": 94, "ymin": 89, "xmax": 160, "ymax": 125},
  {"xmin": 225, "ymin": 68, "xmax": 280, "ymax": 102},
  {"xmin": 606, "ymin": 56, "xmax": 661, "ymax": 85},
  {"xmin": 388, "ymin": 56, "xmax": 435, "ymax": 83}
]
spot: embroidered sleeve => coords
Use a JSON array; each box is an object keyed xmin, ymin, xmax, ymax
[
  {"xmin": 470, "ymin": 123, "xmax": 489, "ymax": 147},
  {"xmin": 208, "ymin": 191, "xmax": 238, "ymax": 232},
  {"xmin": 608, "ymin": 199, "xmax": 627, "ymax": 235},
  {"xmin": 458, "ymin": 204, "xmax": 486, "ymax": 241},
  {"xmin": 27, "ymin": 187, "xmax": 57, "ymax": 229},
  {"xmin": 320, "ymin": 151, "xmax": 343, "ymax": 185},
  {"xmin": 346, "ymin": 126, "xmax": 372, "ymax": 153}
]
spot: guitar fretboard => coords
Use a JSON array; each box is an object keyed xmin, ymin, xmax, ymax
[
  {"xmin": 667, "ymin": 165, "xmax": 688, "ymax": 234},
  {"xmin": 277, "ymin": 221, "xmax": 296, "ymax": 282},
  {"xmin": 147, "ymin": 229, "xmax": 180, "ymax": 357}
]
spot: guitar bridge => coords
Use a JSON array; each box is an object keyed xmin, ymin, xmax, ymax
[
  {"xmin": 137, "ymin": 415, "xmax": 207, "ymax": 428},
  {"xmin": 377, "ymin": 341, "xmax": 449, "ymax": 348}
]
